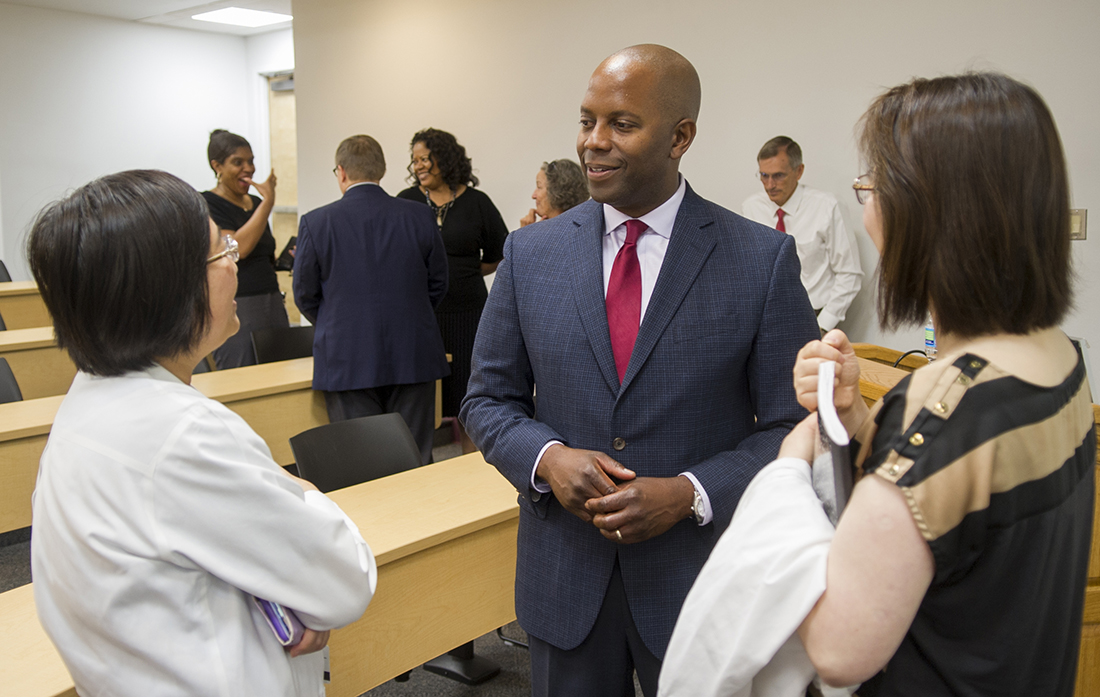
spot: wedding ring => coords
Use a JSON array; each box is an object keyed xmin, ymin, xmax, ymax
[{"xmin": 615, "ymin": 529, "xmax": 623, "ymax": 542}]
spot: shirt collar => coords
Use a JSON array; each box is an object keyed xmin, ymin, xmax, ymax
[
  {"xmin": 602, "ymin": 175, "xmax": 686, "ymax": 240},
  {"xmin": 345, "ymin": 181, "xmax": 380, "ymax": 193}
]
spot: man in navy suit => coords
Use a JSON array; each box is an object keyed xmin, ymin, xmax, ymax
[
  {"xmin": 460, "ymin": 45, "xmax": 819, "ymax": 696},
  {"xmin": 294, "ymin": 135, "xmax": 449, "ymax": 465}
]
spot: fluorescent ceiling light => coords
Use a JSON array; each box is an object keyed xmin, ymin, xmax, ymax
[{"xmin": 192, "ymin": 8, "xmax": 292, "ymax": 27}]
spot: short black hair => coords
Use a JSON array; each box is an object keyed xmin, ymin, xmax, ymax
[
  {"xmin": 27, "ymin": 170, "xmax": 212, "ymax": 376},
  {"xmin": 858, "ymin": 72, "xmax": 1073, "ymax": 337},
  {"xmin": 757, "ymin": 136, "xmax": 802, "ymax": 169},
  {"xmin": 207, "ymin": 129, "xmax": 251, "ymax": 171},
  {"xmin": 406, "ymin": 128, "xmax": 479, "ymax": 188}
]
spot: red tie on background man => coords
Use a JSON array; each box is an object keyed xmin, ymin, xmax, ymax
[
  {"xmin": 606, "ymin": 219, "xmax": 646, "ymax": 383},
  {"xmin": 776, "ymin": 208, "xmax": 787, "ymax": 233}
]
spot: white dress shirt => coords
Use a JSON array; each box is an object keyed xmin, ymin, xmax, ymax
[
  {"xmin": 32, "ymin": 365, "xmax": 377, "ymax": 697},
  {"xmin": 530, "ymin": 177, "xmax": 712, "ymax": 525},
  {"xmin": 742, "ymin": 184, "xmax": 862, "ymax": 331}
]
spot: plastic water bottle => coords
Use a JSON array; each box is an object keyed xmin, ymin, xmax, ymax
[{"xmin": 924, "ymin": 316, "xmax": 937, "ymax": 362}]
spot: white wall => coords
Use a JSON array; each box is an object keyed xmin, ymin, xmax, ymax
[
  {"xmin": 293, "ymin": 0, "xmax": 1100, "ymax": 375},
  {"xmin": 0, "ymin": 3, "xmax": 288, "ymax": 281}
]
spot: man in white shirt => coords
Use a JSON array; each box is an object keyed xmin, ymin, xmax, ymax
[{"xmin": 742, "ymin": 137, "xmax": 862, "ymax": 332}]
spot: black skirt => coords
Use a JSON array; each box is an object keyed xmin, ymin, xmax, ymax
[{"xmin": 436, "ymin": 307, "xmax": 482, "ymax": 417}]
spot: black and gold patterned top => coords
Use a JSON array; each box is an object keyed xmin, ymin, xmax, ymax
[{"xmin": 853, "ymin": 349, "xmax": 1095, "ymax": 696}]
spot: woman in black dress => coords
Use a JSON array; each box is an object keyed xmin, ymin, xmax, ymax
[
  {"xmin": 397, "ymin": 128, "xmax": 508, "ymax": 453},
  {"xmin": 203, "ymin": 129, "xmax": 289, "ymax": 369}
]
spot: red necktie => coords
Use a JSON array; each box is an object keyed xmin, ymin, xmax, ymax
[
  {"xmin": 776, "ymin": 208, "xmax": 787, "ymax": 233},
  {"xmin": 606, "ymin": 219, "xmax": 646, "ymax": 383}
]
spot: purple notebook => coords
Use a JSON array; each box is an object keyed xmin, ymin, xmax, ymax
[{"xmin": 252, "ymin": 596, "xmax": 305, "ymax": 647}]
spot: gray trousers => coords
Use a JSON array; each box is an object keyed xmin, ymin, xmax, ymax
[
  {"xmin": 323, "ymin": 381, "xmax": 436, "ymax": 466},
  {"xmin": 213, "ymin": 292, "xmax": 289, "ymax": 369}
]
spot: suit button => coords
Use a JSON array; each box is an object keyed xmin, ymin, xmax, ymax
[{"xmin": 612, "ymin": 437, "xmax": 626, "ymax": 451}]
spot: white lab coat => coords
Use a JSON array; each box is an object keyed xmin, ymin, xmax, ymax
[
  {"xmin": 659, "ymin": 457, "xmax": 840, "ymax": 697},
  {"xmin": 32, "ymin": 365, "xmax": 376, "ymax": 697}
]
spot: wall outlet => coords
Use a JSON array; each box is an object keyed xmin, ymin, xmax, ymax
[{"xmin": 1070, "ymin": 209, "xmax": 1087, "ymax": 240}]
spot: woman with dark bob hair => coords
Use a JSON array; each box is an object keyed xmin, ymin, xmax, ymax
[
  {"xmin": 397, "ymin": 128, "xmax": 508, "ymax": 453},
  {"xmin": 519, "ymin": 158, "xmax": 590, "ymax": 226},
  {"xmin": 793, "ymin": 73, "xmax": 1092, "ymax": 695},
  {"xmin": 203, "ymin": 128, "xmax": 290, "ymax": 369},
  {"xmin": 664, "ymin": 74, "xmax": 1094, "ymax": 696},
  {"xmin": 28, "ymin": 170, "xmax": 376, "ymax": 697}
]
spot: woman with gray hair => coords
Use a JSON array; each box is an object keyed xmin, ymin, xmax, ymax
[{"xmin": 519, "ymin": 159, "xmax": 589, "ymax": 226}]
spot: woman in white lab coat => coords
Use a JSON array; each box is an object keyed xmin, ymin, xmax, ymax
[{"xmin": 27, "ymin": 169, "xmax": 377, "ymax": 697}]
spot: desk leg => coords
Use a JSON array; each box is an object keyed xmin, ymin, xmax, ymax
[{"xmin": 423, "ymin": 640, "xmax": 500, "ymax": 685}]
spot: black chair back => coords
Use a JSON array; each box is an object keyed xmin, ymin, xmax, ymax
[
  {"xmin": 290, "ymin": 413, "xmax": 422, "ymax": 493},
  {"xmin": 0, "ymin": 357, "xmax": 24, "ymax": 403},
  {"xmin": 0, "ymin": 310, "xmax": 6, "ymax": 331},
  {"xmin": 251, "ymin": 326, "xmax": 315, "ymax": 364},
  {"xmin": 0, "ymin": 259, "xmax": 10, "ymax": 283},
  {"xmin": 192, "ymin": 356, "xmax": 213, "ymax": 374}
]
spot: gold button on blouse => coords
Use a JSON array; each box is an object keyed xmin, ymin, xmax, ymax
[
  {"xmin": 909, "ymin": 433, "xmax": 925, "ymax": 446},
  {"xmin": 969, "ymin": 360, "xmax": 983, "ymax": 369},
  {"xmin": 957, "ymin": 375, "xmax": 971, "ymax": 385},
  {"xmin": 934, "ymin": 402, "xmax": 949, "ymax": 415}
]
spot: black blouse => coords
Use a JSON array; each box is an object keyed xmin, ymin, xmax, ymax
[
  {"xmin": 202, "ymin": 192, "xmax": 280, "ymax": 298},
  {"xmin": 396, "ymin": 186, "xmax": 508, "ymax": 313}
]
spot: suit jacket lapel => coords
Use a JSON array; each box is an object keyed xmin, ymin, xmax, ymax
[
  {"xmin": 568, "ymin": 206, "xmax": 621, "ymax": 394},
  {"xmin": 619, "ymin": 186, "xmax": 717, "ymax": 395}
]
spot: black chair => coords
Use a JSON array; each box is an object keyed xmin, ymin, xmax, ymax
[
  {"xmin": 251, "ymin": 326, "xmax": 314, "ymax": 364},
  {"xmin": 0, "ymin": 259, "xmax": 11, "ymax": 283},
  {"xmin": 290, "ymin": 412, "xmax": 421, "ymax": 494},
  {"xmin": 289, "ymin": 413, "xmax": 502, "ymax": 685},
  {"xmin": 192, "ymin": 356, "xmax": 214, "ymax": 374},
  {"xmin": 0, "ymin": 310, "xmax": 6, "ymax": 331},
  {"xmin": 0, "ymin": 358, "xmax": 24, "ymax": 404}
]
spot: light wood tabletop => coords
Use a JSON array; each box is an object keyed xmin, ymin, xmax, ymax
[
  {"xmin": 0, "ymin": 281, "xmax": 50, "ymax": 330},
  {"xmin": 0, "ymin": 326, "xmax": 77, "ymax": 400}
]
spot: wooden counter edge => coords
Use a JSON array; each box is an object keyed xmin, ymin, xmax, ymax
[
  {"xmin": 0, "ymin": 396, "xmax": 63, "ymax": 441},
  {"xmin": 0, "ymin": 281, "xmax": 40, "ymax": 297},
  {"xmin": 0, "ymin": 359, "xmax": 318, "ymax": 445},
  {"xmin": 0, "ymin": 326, "xmax": 56, "ymax": 350}
]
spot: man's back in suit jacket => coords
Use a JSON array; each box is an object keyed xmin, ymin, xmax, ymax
[{"xmin": 293, "ymin": 183, "xmax": 450, "ymax": 391}]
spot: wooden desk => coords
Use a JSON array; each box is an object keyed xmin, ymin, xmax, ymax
[
  {"xmin": 0, "ymin": 453, "xmax": 518, "ymax": 697},
  {"xmin": 0, "ymin": 327, "xmax": 76, "ymax": 400},
  {"xmin": 0, "ymin": 281, "xmax": 49, "ymax": 330},
  {"xmin": 0, "ymin": 358, "xmax": 328, "ymax": 535},
  {"xmin": 852, "ymin": 342, "xmax": 929, "ymax": 372},
  {"xmin": 855, "ymin": 356, "xmax": 907, "ymax": 405}
]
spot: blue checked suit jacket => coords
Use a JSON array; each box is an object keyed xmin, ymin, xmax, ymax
[{"xmin": 460, "ymin": 183, "xmax": 819, "ymax": 659}]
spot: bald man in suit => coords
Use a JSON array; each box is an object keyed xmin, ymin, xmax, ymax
[{"xmin": 461, "ymin": 46, "xmax": 819, "ymax": 697}]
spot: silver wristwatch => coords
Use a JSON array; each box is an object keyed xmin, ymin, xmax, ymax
[{"xmin": 691, "ymin": 487, "xmax": 705, "ymax": 525}]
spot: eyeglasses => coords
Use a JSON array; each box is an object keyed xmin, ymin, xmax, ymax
[
  {"xmin": 207, "ymin": 234, "xmax": 239, "ymax": 264},
  {"xmin": 756, "ymin": 171, "xmax": 790, "ymax": 184},
  {"xmin": 852, "ymin": 174, "xmax": 874, "ymax": 205},
  {"xmin": 333, "ymin": 166, "xmax": 338, "ymax": 176}
]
